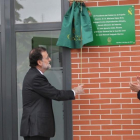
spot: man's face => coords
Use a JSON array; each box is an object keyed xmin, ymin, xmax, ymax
[{"xmin": 41, "ymin": 51, "xmax": 51, "ymax": 71}]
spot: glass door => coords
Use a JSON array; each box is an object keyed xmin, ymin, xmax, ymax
[
  {"xmin": 0, "ymin": 33, "xmax": 2, "ymax": 140},
  {"xmin": 0, "ymin": 0, "xmax": 72, "ymax": 140}
]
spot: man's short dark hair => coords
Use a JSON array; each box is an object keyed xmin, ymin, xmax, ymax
[{"xmin": 29, "ymin": 47, "xmax": 47, "ymax": 68}]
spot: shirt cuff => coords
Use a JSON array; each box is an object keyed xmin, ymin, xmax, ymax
[{"xmin": 72, "ymin": 89, "xmax": 76, "ymax": 96}]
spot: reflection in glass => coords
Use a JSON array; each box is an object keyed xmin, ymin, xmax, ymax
[
  {"xmin": 15, "ymin": 0, "xmax": 61, "ymax": 24},
  {"xmin": 16, "ymin": 31, "xmax": 64, "ymax": 140}
]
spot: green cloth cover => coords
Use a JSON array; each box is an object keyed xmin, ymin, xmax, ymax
[{"xmin": 56, "ymin": 2, "xmax": 93, "ymax": 49}]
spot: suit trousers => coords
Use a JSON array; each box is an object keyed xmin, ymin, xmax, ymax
[{"xmin": 24, "ymin": 136, "xmax": 50, "ymax": 140}]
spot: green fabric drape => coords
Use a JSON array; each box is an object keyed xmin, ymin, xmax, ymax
[{"xmin": 56, "ymin": 2, "xmax": 93, "ymax": 49}]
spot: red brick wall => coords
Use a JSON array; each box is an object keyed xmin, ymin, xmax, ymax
[{"xmin": 71, "ymin": 0, "xmax": 140, "ymax": 140}]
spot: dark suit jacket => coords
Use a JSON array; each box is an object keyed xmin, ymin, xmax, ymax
[
  {"xmin": 137, "ymin": 91, "xmax": 140, "ymax": 100},
  {"xmin": 20, "ymin": 68, "xmax": 75, "ymax": 137}
]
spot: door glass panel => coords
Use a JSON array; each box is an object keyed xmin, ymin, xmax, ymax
[
  {"xmin": 0, "ymin": 33, "xmax": 2, "ymax": 140},
  {"xmin": 15, "ymin": 0, "xmax": 61, "ymax": 24},
  {"xmin": 16, "ymin": 31, "xmax": 64, "ymax": 140}
]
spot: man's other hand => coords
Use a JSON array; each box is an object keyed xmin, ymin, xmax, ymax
[
  {"xmin": 129, "ymin": 83, "xmax": 140, "ymax": 92},
  {"xmin": 73, "ymin": 85, "xmax": 84, "ymax": 95}
]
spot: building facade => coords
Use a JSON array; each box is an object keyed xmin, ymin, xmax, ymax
[{"xmin": 0, "ymin": 0, "xmax": 140, "ymax": 140}]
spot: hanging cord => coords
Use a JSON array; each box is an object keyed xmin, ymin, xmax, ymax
[{"xmin": 80, "ymin": 2, "xmax": 83, "ymax": 85}]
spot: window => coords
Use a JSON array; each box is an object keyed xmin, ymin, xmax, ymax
[{"xmin": 15, "ymin": 0, "xmax": 61, "ymax": 24}]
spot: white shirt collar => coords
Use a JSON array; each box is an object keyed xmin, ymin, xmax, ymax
[{"xmin": 37, "ymin": 68, "xmax": 44, "ymax": 75}]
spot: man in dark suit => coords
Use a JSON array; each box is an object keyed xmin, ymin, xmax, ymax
[{"xmin": 20, "ymin": 47, "xmax": 84, "ymax": 140}]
